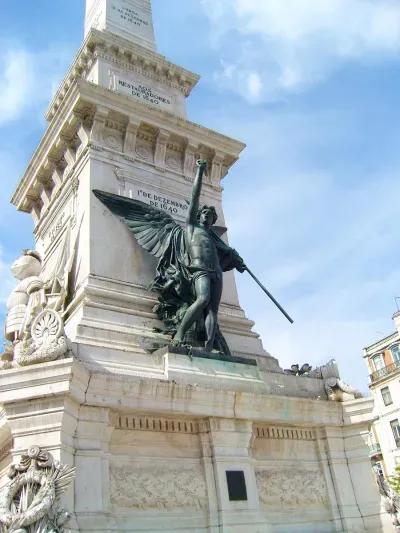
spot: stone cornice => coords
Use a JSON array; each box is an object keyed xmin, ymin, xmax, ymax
[
  {"xmin": 341, "ymin": 397, "xmax": 375, "ymax": 428},
  {"xmin": 11, "ymin": 82, "xmax": 84, "ymax": 211},
  {"xmin": 74, "ymin": 79, "xmax": 245, "ymax": 155},
  {"xmin": 12, "ymin": 78, "xmax": 245, "ymax": 213},
  {"xmin": 0, "ymin": 359, "xmax": 346, "ymax": 427},
  {"xmin": 45, "ymin": 28, "xmax": 200, "ymax": 121},
  {"xmin": 363, "ymin": 331, "xmax": 399, "ymax": 357}
]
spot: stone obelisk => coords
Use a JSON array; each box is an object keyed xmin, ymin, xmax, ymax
[
  {"xmin": 10, "ymin": 0, "xmax": 281, "ymax": 377},
  {"xmin": 0, "ymin": 1, "xmax": 392, "ymax": 532}
]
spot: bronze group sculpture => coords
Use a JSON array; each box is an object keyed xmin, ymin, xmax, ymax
[
  {"xmin": 94, "ymin": 160, "xmax": 245, "ymax": 355},
  {"xmin": 94, "ymin": 160, "xmax": 292, "ymax": 356}
]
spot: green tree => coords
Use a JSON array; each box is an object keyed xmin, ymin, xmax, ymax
[{"xmin": 388, "ymin": 466, "xmax": 400, "ymax": 494}]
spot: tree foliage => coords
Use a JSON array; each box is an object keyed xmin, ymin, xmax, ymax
[{"xmin": 388, "ymin": 466, "xmax": 400, "ymax": 494}]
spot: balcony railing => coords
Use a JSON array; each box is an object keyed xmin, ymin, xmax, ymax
[
  {"xmin": 370, "ymin": 359, "xmax": 400, "ymax": 383},
  {"xmin": 368, "ymin": 443, "xmax": 382, "ymax": 456}
]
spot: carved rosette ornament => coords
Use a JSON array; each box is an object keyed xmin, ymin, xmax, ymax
[
  {"xmin": 13, "ymin": 309, "xmax": 68, "ymax": 367},
  {"xmin": 0, "ymin": 446, "xmax": 75, "ymax": 533}
]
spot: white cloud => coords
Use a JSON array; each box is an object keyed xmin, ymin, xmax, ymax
[
  {"xmin": 0, "ymin": 50, "xmax": 31, "ymax": 124},
  {"xmin": 203, "ymin": 103, "xmax": 400, "ymax": 393},
  {"xmin": 0, "ymin": 43, "xmax": 73, "ymax": 126},
  {"xmin": 247, "ymin": 72, "xmax": 263, "ymax": 101},
  {"xmin": 249, "ymin": 266, "xmax": 400, "ymax": 395},
  {"xmin": 201, "ymin": 0, "xmax": 400, "ymax": 100}
]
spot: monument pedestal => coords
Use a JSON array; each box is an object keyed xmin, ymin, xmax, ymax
[
  {"xmin": 0, "ymin": 358, "xmax": 394, "ymax": 532},
  {"xmin": 0, "ymin": 0, "xmax": 395, "ymax": 531}
]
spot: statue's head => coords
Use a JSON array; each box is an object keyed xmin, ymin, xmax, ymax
[
  {"xmin": 11, "ymin": 250, "xmax": 42, "ymax": 280},
  {"xmin": 197, "ymin": 205, "xmax": 218, "ymax": 228}
]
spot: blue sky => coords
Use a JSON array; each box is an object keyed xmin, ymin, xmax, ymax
[{"xmin": 1, "ymin": 0, "xmax": 400, "ymax": 392}]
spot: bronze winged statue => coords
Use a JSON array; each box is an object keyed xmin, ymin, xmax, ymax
[{"xmin": 94, "ymin": 160, "xmax": 246, "ymax": 356}]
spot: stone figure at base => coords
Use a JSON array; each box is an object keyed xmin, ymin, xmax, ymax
[
  {"xmin": 324, "ymin": 377, "xmax": 363, "ymax": 401},
  {"xmin": 94, "ymin": 160, "xmax": 246, "ymax": 355},
  {"xmin": 5, "ymin": 250, "xmax": 44, "ymax": 346},
  {"xmin": 1, "ymin": 231, "xmax": 76, "ymax": 370}
]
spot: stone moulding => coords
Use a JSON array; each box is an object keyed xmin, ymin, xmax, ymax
[
  {"xmin": 46, "ymin": 27, "xmax": 201, "ymax": 121},
  {"xmin": 113, "ymin": 413, "xmax": 198, "ymax": 434},
  {"xmin": 254, "ymin": 426, "xmax": 315, "ymax": 441},
  {"xmin": 0, "ymin": 445, "xmax": 75, "ymax": 533},
  {"xmin": 12, "ymin": 78, "xmax": 245, "ymax": 216},
  {"xmin": 0, "ymin": 441, "xmax": 13, "ymax": 465}
]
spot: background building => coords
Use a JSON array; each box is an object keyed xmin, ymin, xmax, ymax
[{"xmin": 364, "ymin": 310, "xmax": 400, "ymax": 478}]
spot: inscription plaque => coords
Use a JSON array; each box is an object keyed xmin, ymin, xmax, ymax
[
  {"xmin": 109, "ymin": 0, "xmax": 154, "ymax": 41},
  {"xmin": 115, "ymin": 76, "xmax": 173, "ymax": 111},
  {"xmin": 226, "ymin": 471, "xmax": 248, "ymax": 501},
  {"xmin": 122, "ymin": 186, "xmax": 188, "ymax": 219}
]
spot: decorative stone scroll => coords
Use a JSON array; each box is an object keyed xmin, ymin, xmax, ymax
[{"xmin": 0, "ymin": 445, "xmax": 75, "ymax": 533}]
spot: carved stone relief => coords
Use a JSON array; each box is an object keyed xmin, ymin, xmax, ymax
[
  {"xmin": 135, "ymin": 145, "xmax": 151, "ymax": 161},
  {"xmin": 14, "ymin": 309, "xmax": 68, "ymax": 367},
  {"xmin": 0, "ymin": 445, "xmax": 75, "ymax": 532},
  {"xmin": 103, "ymin": 133, "xmax": 122, "ymax": 151},
  {"xmin": 165, "ymin": 155, "xmax": 180, "ymax": 171},
  {"xmin": 110, "ymin": 463, "xmax": 207, "ymax": 510},
  {"xmin": 255, "ymin": 466, "xmax": 329, "ymax": 508},
  {"xmin": 48, "ymin": 214, "xmax": 66, "ymax": 243}
]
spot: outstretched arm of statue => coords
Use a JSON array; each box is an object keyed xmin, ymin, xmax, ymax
[
  {"xmin": 217, "ymin": 243, "xmax": 246, "ymax": 273},
  {"xmin": 231, "ymin": 248, "xmax": 246, "ymax": 272},
  {"xmin": 187, "ymin": 159, "xmax": 207, "ymax": 225}
]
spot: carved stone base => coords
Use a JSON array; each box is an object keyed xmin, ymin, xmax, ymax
[
  {"xmin": 160, "ymin": 344, "xmax": 258, "ymax": 366},
  {"xmin": 154, "ymin": 345, "xmax": 265, "ymax": 394},
  {"xmin": 0, "ymin": 359, "xmax": 394, "ymax": 533}
]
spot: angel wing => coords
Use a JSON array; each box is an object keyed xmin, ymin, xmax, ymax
[{"xmin": 93, "ymin": 190, "xmax": 180, "ymax": 258}]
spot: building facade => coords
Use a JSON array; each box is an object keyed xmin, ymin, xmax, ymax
[{"xmin": 365, "ymin": 312, "xmax": 400, "ymax": 479}]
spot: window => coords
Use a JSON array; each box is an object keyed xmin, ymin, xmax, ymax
[
  {"xmin": 390, "ymin": 419, "xmax": 400, "ymax": 448},
  {"xmin": 372, "ymin": 354, "xmax": 385, "ymax": 372},
  {"xmin": 391, "ymin": 344, "xmax": 400, "ymax": 362},
  {"xmin": 381, "ymin": 386, "xmax": 393, "ymax": 406}
]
